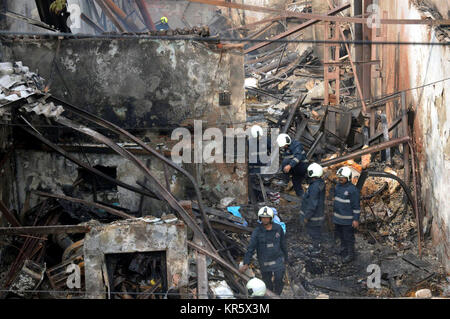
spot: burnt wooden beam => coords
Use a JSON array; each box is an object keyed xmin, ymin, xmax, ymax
[{"xmin": 0, "ymin": 225, "xmax": 90, "ymax": 235}]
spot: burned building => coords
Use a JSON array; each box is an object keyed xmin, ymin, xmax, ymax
[{"xmin": 0, "ymin": 0, "xmax": 449, "ymax": 300}]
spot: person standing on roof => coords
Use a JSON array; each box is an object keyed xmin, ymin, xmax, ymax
[
  {"xmin": 277, "ymin": 133, "xmax": 308, "ymax": 198},
  {"xmin": 155, "ymin": 16, "xmax": 169, "ymax": 31},
  {"xmin": 240, "ymin": 206, "xmax": 288, "ymax": 295}
]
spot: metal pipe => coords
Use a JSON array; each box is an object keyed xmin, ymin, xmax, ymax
[
  {"xmin": 34, "ymin": 191, "xmax": 134, "ymax": 219},
  {"xmin": 18, "ymin": 125, "xmax": 159, "ymax": 201},
  {"xmin": 244, "ymin": 3, "xmax": 351, "ymax": 54},
  {"xmin": 135, "ymin": 0, "xmax": 156, "ymax": 31},
  {"xmin": 47, "ymin": 96, "xmax": 222, "ymax": 254},
  {"xmin": 0, "ymin": 225, "xmax": 89, "ymax": 236},
  {"xmin": 319, "ymin": 136, "xmax": 410, "ymax": 167},
  {"xmin": 48, "ymin": 113, "xmax": 218, "ymax": 254}
]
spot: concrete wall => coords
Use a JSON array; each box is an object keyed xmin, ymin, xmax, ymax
[
  {"xmin": 2, "ymin": 0, "xmax": 216, "ymax": 33},
  {"xmin": 84, "ymin": 217, "xmax": 188, "ymax": 299},
  {"xmin": 0, "ymin": 36, "xmax": 247, "ymax": 212},
  {"xmin": 377, "ymin": 0, "xmax": 450, "ymax": 272}
]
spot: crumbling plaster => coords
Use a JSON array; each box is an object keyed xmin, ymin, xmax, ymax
[
  {"xmin": 0, "ymin": 37, "xmax": 247, "ymax": 210},
  {"xmin": 83, "ymin": 217, "xmax": 188, "ymax": 299},
  {"xmin": 377, "ymin": 0, "xmax": 450, "ymax": 272}
]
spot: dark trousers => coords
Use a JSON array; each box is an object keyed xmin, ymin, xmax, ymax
[
  {"xmin": 281, "ymin": 160, "xmax": 307, "ymax": 197},
  {"xmin": 334, "ymin": 224, "xmax": 355, "ymax": 257},
  {"xmin": 306, "ymin": 224, "xmax": 322, "ymax": 248},
  {"xmin": 261, "ymin": 267, "xmax": 285, "ymax": 295}
]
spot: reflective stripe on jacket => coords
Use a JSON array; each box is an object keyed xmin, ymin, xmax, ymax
[
  {"xmin": 333, "ymin": 182, "xmax": 361, "ymax": 225},
  {"xmin": 282, "ymin": 140, "xmax": 306, "ymax": 168},
  {"xmin": 300, "ymin": 178, "xmax": 325, "ymax": 226},
  {"xmin": 243, "ymin": 223, "xmax": 287, "ymax": 272}
]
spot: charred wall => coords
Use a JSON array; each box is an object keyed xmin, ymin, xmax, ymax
[
  {"xmin": 377, "ymin": 0, "xmax": 450, "ymax": 272},
  {"xmin": 0, "ymin": 37, "xmax": 247, "ymax": 215}
]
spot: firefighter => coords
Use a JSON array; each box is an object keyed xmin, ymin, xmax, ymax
[
  {"xmin": 155, "ymin": 16, "xmax": 169, "ymax": 31},
  {"xmin": 240, "ymin": 206, "xmax": 288, "ymax": 295},
  {"xmin": 300, "ymin": 163, "xmax": 325, "ymax": 256},
  {"xmin": 276, "ymin": 133, "xmax": 308, "ymax": 197},
  {"xmin": 333, "ymin": 166, "xmax": 361, "ymax": 263}
]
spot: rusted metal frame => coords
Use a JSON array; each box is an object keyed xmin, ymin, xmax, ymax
[
  {"xmin": 319, "ymin": 136, "xmax": 410, "ymax": 167},
  {"xmin": 0, "ymin": 201, "xmax": 49, "ymax": 298},
  {"xmin": 324, "ymin": 22, "xmax": 340, "ymax": 106},
  {"xmin": 0, "ymin": 225, "xmax": 89, "ymax": 235},
  {"xmin": 102, "ymin": 0, "xmax": 140, "ymax": 32},
  {"xmin": 47, "ymin": 96, "xmax": 221, "ymax": 255},
  {"xmin": 18, "ymin": 125, "xmax": 159, "ymax": 201},
  {"xmin": 227, "ymin": 14, "xmax": 298, "ymax": 32},
  {"xmin": 94, "ymin": 0, "xmax": 127, "ymax": 32},
  {"xmin": 245, "ymin": 51, "xmax": 282, "ymax": 66},
  {"xmin": 34, "ymin": 190, "xmax": 134, "ymax": 219},
  {"xmin": 0, "ymin": 200, "xmax": 21, "ymax": 227},
  {"xmin": 339, "ymin": 28, "xmax": 367, "ymax": 114},
  {"xmin": 244, "ymin": 4, "xmax": 350, "ymax": 54},
  {"xmin": 80, "ymin": 13, "xmax": 105, "ymax": 34},
  {"xmin": 349, "ymin": 116, "xmax": 402, "ymax": 152},
  {"xmin": 187, "ymin": 0, "xmax": 450, "ymax": 25},
  {"xmin": 325, "ymin": 0, "xmax": 366, "ymax": 113},
  {"xmin": 50, "ymin": 114, "xmax": 218, "ymax": 254},
  {"xmin": 135, "ymin": 0, "xmax": 156, "ymax": 31},
  {"xmin": 187, "ymin": 241, "xmax": 279, "ymax": 299}
]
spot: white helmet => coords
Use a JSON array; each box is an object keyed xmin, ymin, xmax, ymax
[
  {"xmin": 258, "ymin": 206, "xmax": 274, "ymax": 221},
  {"xmin": 246, "ymin": 277, "xmax": 266, "ymax": 297},
  {"xmin": 337, "ymin": 166, "xmax": 352, "ymax": 182},
  {"xmin": 307, "ymin": 163, "xmax": 323, "ymax": 178},
  {"xmin": 276, "ymin": 133, "xmax": 291, "ymax": 148},
  {"xmin": 250, "ymin": 125, "xmax": 264, "ymax": 139}
]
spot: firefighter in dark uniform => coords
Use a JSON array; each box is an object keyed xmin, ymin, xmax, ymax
[
  {"xmin": 300, "ymin": 163, "xmax": 326, "ymax": 256},
  {"xmin": 240, "ymin": 206, "xmax": 288, "ymax": 295},
  {"xmin": 333, "ymin": 166, "xmax": 361, "ymax": 263},
  {"xmin": 155, "ymin": 16, "xmax": 169, "ymax": 31},
  {"xmin": 276, "ymin": 133, "xmax": 308, "ymax": 197}
]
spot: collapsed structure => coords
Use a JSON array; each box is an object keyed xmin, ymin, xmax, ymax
[{"xmin": 0, "ymin": 0, "xmax": 448, "ymax": 299}]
